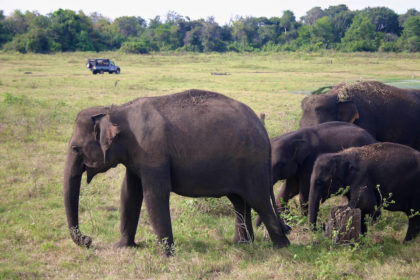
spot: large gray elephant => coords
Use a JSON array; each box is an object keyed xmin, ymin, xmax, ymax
[
  {"xmin": 254, "ymin": 122, "xmax": 376, "ymax": 227},
  {"xmin": 64, "ymin": 89, "xmax": 290, "ymax": 255},
  {"xmin": 308, "ymin": 142, "xmax": 420, "ymax": 242},
  {"xmin": 300, "ymin": 81, "xmax": 420, "ymax": 150}
]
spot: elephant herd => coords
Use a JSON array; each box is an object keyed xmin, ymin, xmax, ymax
[{"xmin": 64, "ymin": 81, "xmax": 420, "ymax": 255}]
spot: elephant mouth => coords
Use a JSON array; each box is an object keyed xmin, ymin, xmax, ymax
[
  {"xmin": 85, "ymin": 163, "xmax": 117, "ymax": 184},
  {"xmin": 86, "ymin": 167, "xmax": 98, "ymax": 184}
]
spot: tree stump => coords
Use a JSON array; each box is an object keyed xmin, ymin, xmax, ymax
[{"xmin": 324, "ymin": 206, "xmax": 361, "ymax": 244}]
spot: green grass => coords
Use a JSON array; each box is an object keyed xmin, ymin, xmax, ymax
[{"xmin": 1, "ymin": 51, "xmax": 419, "ymax": 279}]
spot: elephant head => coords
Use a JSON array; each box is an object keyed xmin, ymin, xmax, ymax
[
  {"xmin": 64, "ymin": 107, "xmax": 122, "ymax": 247},
  {"xmin": 299, "ymin": 94, "xmax": 359, "ymax": 128},
  {"xmin": 271, "ymin": 135, "xmax": 311, "ymax": 182},
  {"xmin": 308, "ymin": 153, "xmax": 356, "ymax": 230}
]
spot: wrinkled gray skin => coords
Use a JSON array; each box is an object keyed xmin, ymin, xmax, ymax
[
  {"xmin": 64, "ymin": 89, "xmax": 290, "ymax": 255},
  {"xmin": 309, "ymin": 142, "xmax": 420, "ymax": 242},
  {"xmin": 254, "ymin": 122, "xmax": 376, "ymax": 227},
  {"xmin": 300, "ymin": 81, "xmax": 420, "ymax": 150}
]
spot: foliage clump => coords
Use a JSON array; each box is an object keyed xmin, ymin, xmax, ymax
[{"xmin": 0, "ymin": 6, "xmax": 419, "ymax": 53}]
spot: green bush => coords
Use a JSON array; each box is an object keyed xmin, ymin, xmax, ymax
[
  {"xmin": 379, "ymin": 41, "xmax": 401, "ymax": 52},
  {"xmin": 120, "ymin": 40, "xmax": 149, "ymax": 54}
]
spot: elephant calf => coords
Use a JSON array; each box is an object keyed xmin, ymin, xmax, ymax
[
  {"xmin": 309, "ymin": 142, "xmax": 420, "ymax": 242},
  {"xmin": 254, "ymin": 121, "xmax": 375, "ymax": 227},
  {"xmin": 64, "ymin": 89, "xmax": 290, "ymax": 255}
]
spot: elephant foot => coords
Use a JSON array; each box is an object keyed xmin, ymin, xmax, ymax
[
  {"xmin": 114, "ymin": 238, "xmax": 137, "ymax": 248},
  {"xmin": 69, "ymin": 227, "xmax": 92, "ymax": 248},
  {"xmin": 76, "ymin": 235, "xmax": 92, "ymax": 248},
  {"xmin": 159, "ymin": 242, "xmax": 175, "ymax": 257},
  {"xmin": 281, "ymin": 221, "xmax": 292, "ymax": 235},
  {"xmin": 404, "ymin": 216, "xmax": 420, "ymax": 242},
  {"xmin": 272, "ymin": 237, "xmax": 290, "ymax": 249}
]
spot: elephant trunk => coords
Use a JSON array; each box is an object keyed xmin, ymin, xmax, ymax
[
  {"xmin": 63, "ymin": 150, "xmax": 92, "ymax": 247},
  {"xmin": 308, "ymin": 185, "xmax": 322, "ymax": 231}
]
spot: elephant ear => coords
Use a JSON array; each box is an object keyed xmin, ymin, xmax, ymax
[
  {"xmin": 91, "ymin": 114, "xmax": 120, "ymax": 162},
  {"xmin": 337, "ymin": 100, "xmax": 359, "ymax": 123}
]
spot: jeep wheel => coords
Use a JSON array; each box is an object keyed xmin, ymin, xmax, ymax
[
  {"xmin": 93, "ymin": 71, "xmax": 98, "ymax": 75},
  {"xmin": 116, "ymin": 69, "xmax": 120, "ymax": 74}
]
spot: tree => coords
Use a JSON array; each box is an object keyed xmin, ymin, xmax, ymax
[
  {"xmin": 47, "ymin": 9, "xmax": 83, "ymax": 51},
  {"xmin": 302, "ymin": 7, "xmax": 325, "ymax": 25},
  {"xmin": 201, "ymin": 17, "xmax": 226, "ymax": 52},
  {"xmin": 295, "ymin": 25, "xmax": 311, "ymax": 48},
  {"xmin": 325, "ymin": 5, "xmax": 355, "ymax": 41},
  {"xmin": 184, "ymin": 22, "xmax": 204, "ymax": 52},
  {"xmin": 341, "ymin": 13, "xmax": 381, "ymax": 52},
  {"xmin": 0, "ymin": 11, "xmax": 13, "ymax": 46},
  {"xmin": 363, "ymin": 7, "xmax": 401, "ymax": 35},
  {"xmin": 311, "ymin": 16, "xmax": 337, "ymax": 48},
  {"xmin": 278, "ymin": 10, "xmax": 299, "ymax": 43},
  {"xmin": 76, "ymin": 30, "xmax": 94, "ymax": 51},
  {"xmin": 399, "ymin": 15, "xmax": 420, "ymax": 52},
  {"xmin": 90, "ymin": 15, "xmax": 123, "ymax": 50},
  {"xmin": 4, "ymin": 10, "xmax": 29, "ymax": 35},
  {"xmin": 113, "ymin": 16, "xmax": 145, "ymax": 37},
  {"xmin": 324, "ymin": 4, "xmax": 349, "ymax": 17},
  {"xmin": 231, "ymin": 17, "xmax": 261, "ymax": 49},
  {"xmin": 399, "ymin": 9, "xmax": 420, "ymax": 26},
  {"xmin": 4, "ymin": 26, "xmax": 51, "ymax": 53}
]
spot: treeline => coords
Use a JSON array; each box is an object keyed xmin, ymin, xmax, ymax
[{"xmin": 1, "ymin": 5, "xmax": 419, "ymax": 54}]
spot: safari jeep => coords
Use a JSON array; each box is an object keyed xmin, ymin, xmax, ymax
[{"xmin": 86, "ymin": 59, "xmax": 121, "ymax": 75}]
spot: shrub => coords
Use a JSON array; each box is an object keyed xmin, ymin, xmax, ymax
[{"xmin": 120, "ymin": 40, "xmax": 149, "ymax": 54}]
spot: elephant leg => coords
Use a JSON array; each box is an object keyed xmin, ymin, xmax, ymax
[
  {"xmin": 247, "ymin": 196, "xmax": 290, "ymax": 248},
  {"xmin": 142, "ymin": 168, "xmax": 174, "ymax": 256},
  {"xmin": 255, "ymin": 178, "xmax": 299, "ymax": 227},
  {"xmin": 115, "ymin": 169, "xmax": 143, "ymax": 248},
  {"xmin": 298, "ymin": 193, "xmax": 309, "ymax": 216},
  {"xmin": 404, "ymin": 215, "xmax": 420, "ymax": 242},
  {"xmin": 361, "ymin": 214, "xmax": 367, "ymax": 234},
  {"xmin": 276, "ymin": 178, "xmax": 300, "ymax": 211},
  {"xmin": 227, "ymin": 194, "xmax": 254, "ymax": 244},
  {"xmin": 144, "ymin": 191, "xmax": 173, "ymax": 255},
  {"xmin": 352, "ymin": 185, "xmax": 377, "ymax": 235},
  {"xmin": 298, "ymin": 184, "xmax": 310, "ymax": 216}
]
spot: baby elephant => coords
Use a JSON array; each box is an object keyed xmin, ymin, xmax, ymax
[
  {"xmin": 255, "ymin": 122, "xmax": 375, "ymax": 227},
  {"xmin": 309, "ymin": 142, "xmax": 420, "ymax": 242}
]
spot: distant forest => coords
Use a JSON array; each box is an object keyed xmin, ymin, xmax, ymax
[{"xmin": 1, "ymin": 5, "xmax": 419, "ymax": 53}]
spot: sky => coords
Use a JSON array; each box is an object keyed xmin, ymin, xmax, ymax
[{"xmin": 1, "ymin": 0, "xmax": 419, "ymax": 24}]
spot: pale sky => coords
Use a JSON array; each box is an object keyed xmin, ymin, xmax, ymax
[{"xmin": 1, "ymin": 0, "xmax": 419, "ymax": 24}]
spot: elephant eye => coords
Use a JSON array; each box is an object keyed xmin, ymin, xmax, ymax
[
  {"xmin": 315, "ymin": 179, "xmax": 322, "ymax": 185},
  {"xmin": 72, "ymin": 145, "xmax": 81, "ymax": 154}
]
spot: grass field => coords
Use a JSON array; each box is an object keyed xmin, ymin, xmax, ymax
[{"xmin": 1, "ymin": 51, "xmax": 420, "ymax": 279}]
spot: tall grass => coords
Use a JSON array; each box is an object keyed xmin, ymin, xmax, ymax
[{"xmin": 1, "ymin": 51, "xmax": 419, "ymax": 279}]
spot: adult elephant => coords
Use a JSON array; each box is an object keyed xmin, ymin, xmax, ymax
[
  {"xmin": 254, "ymin": 122, "xmax": 376, "ymax": 227},
  {"xmin": 64, "ymin": 89, "xmax": 290, "ymax": 255},
  {"xmin": 308, "ymin": 142, "xmax": 420, "ymax": 242},
  {"xmin": 299, "ymin": 81, "xmax": 420, "ymax": 150}
]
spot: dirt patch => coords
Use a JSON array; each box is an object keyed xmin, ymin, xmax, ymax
[
  {"xmin": 174, "ymin": 89, "xmax": 220, "ymax": 107},
  {"xmin": 334, "ymin": 81, "xmax": 393, "ymax": 101},
  {"xmin": 343, "ymin": 143, "xmax": 390, "ymax": 160}
]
